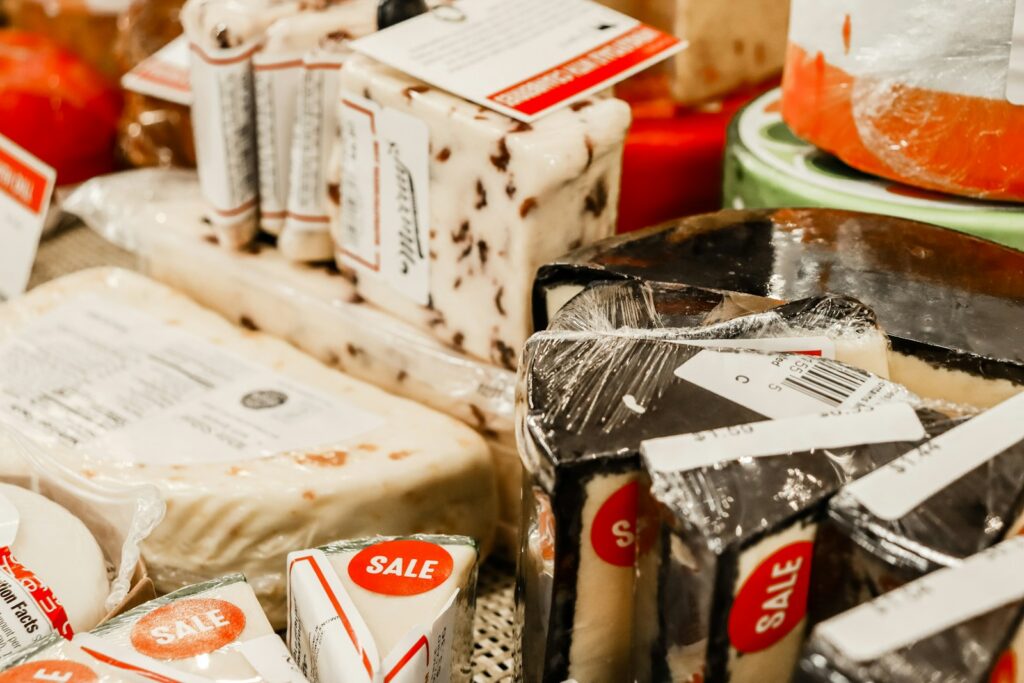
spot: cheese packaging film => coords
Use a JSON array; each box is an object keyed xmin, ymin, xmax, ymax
[
  {"xmin": 534, "ymin": 208, "xmax": 1024, "ymax": 409},
  {"xmin": 515, "ymin": 288, "xmax": 912, "ymax": 682},
  {"xmin": 288, "ymin": 535, "xmax": 478, "ymax": 682},
  {"xmin": 333, "ymin": 55, "xmax": 631, "ymax": 370},
  {"xmin": 0, "ymin": 267, "xmax": 497, "ymax": 628},
  {"xmin": 79, "ymin": 574, "xmax": 304, "ymax": 682},
  {"xmin": 782, "ymin": 0, "xmax": 1024, "ymax": 202},
  {"xmin": 796, "ymin": 538, "xmax": 1024, "ymax": 683},
  {"xmin": 0, "ymin": 634, "xmax": 149, "ymax": 682},
  {"xmin": 637, "ymin": 401, "xmax": 965, "ymax": 683},
  {"xmin": 599, "ymin": 0, "xmax": 789, "ymax": 106},
  {"xmin": 723, "ymin": 89, "xmax": 1024, "ymax": 251},
  {"xmin": 819, "ymin": 393, "xmax": 1024, "ymax": 619}
]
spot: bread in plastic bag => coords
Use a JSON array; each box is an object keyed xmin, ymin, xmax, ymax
[
  {"xmin": 533, "ymin": 208, "xmax": 1024, "ymax": 409},
  {"xmin": 515, "ymin": 282, "xmax": 913, "ymax": 682},
  {"xmin": 782, "ymin": 0, "xmax": 1024, "ymax": 202}
]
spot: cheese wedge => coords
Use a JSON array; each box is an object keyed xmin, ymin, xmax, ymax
[
  {"xmin": 0, "ymin": 269, "xmax": 496, "ymax": 628},
  {"xmin": 0, "ymin": 634, "xmax": 147, "ymax": 683},
  {"xmin": 534, "ymin": 208, "xmax": 1024, "ymax": 409},
  {"xmin": 288, "ymin": 535, "xmax": 477, "ymax": 683}
]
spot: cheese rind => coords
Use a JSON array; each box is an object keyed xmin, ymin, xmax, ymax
[{"xmin": 0, "ymin": 269, "xmax": 497, "ymax": 628}]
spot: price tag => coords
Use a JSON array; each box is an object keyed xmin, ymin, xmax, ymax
[{"xmin": 0, "ymin": 134, "xmax": 55, "ymax": 300}]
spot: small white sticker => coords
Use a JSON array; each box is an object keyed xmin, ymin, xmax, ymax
[
  {"xmin": 350, "ymin": 0, "xmax": 682, "ymax": 122},
  {"xmin": 846, "ymin": 392, "xmax": 1024, "ymax": 521},
  {"xmin": 1008, "ymin": 0, "xmax": 1024, "ymax": 105},
  {"xmin": 338, "ymin": 95, "xmax": 431, "ymax": 306},
  {"xmin": 0, "ymin": 134, "xmax": 56, "ymax": 300},
  {"xmin": 642, "ymin": 404, "xmax": 925, "ymax": 474},
  {"xmin": 817, "ymin": 537, "xmax": 1024, "ymax": 662},
  {"xmin": 121, "ymin": 35, "xmax": 192, "ymax": 106},
  {"xmin": 674, "ymin": 336, "xmax": 836, "ymax": 359},
  {"xmin": 674, "ymin": 350, "xmax": 905, "ymax": 420}
]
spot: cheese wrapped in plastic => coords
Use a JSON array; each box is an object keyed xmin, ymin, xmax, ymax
[
  {"xmin": 516, "ymin": 287, "xmax": 911, "ymax": 682},
  {"xmin": 534, "ymin": 208, "xmax": 1024, "ymax": 409},
  {"xmin": 782, "ymin": 0, "xmax": 1024, "ymax": 202},
  {"xmin": 288, "ymin": 535, "xmax": 477, "ymax": 682},
  {"xmin": 334, "ymin": 55, "xmax": 631, "ymax": 370},
  {"xmin": 0, "ymin": 268, "xmax": 496, "ymax": 628},
  {"xmin": 0, "ymin": 634, "xmax": 148, "ymax": 682},
  {"xmin": 79, "ymin": 574, "xmax": 304, "ymax": 682},
  {"xmin": 796, "ymin": 538, "xmax": 1024, "ymax": 683}
]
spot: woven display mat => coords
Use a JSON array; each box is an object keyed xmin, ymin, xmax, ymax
[{"xmin": 29, "ymin": 224, "xmax": 519, "ymax": 681}]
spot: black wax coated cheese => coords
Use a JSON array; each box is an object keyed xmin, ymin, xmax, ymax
[
  {"xmin": 639, "ymin": 410, "xmax": 954, "ymax": 683},
  {"xmin": 533, "ymin": 208, "xmax": 1024, "ymax": 385},
  {"xmin": 796, "ymin": 600, "xmax": 1024, "ymax": 682}
]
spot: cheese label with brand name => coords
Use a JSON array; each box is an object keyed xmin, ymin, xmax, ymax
[
  {"xmin": 122, "ymin": 36, "xmax": 192, "ymax": 106},
  {"xmin": 349, "ymin": 0, "xmax": 682, "ymax": 122},
  {"xmin": 0, "ymin": 134, "xmax": 55, "ymax": 301}
]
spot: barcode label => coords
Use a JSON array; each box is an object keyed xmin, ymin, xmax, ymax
[{"xmin": 674, "ymin": 350, "xmax": 912, "ymax": 420}]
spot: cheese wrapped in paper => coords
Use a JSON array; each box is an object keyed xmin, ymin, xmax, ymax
[
  {"xmin": 288, "ymin": 535, "xmax": 477, "ymax": 682},
  {"xmin": 0, "ymin": 268, "xmax": 496, "ymax": 628},
  {"xmin": 534, "ymin": 208, "xmax": 1024, "ymax": 409},
  {"xmin": 516, "ymin": 288, "xmax": 911, "ymax": 682},
  {"xmin": 334, "ymin": 55, "xmax": 630, "ymax": 369}
]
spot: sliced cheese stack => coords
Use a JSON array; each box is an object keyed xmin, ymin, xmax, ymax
[
  {"xmin": 534, "ymin": 208, "xmax": 1024, "ymax": 409},
  {"xmin": 0, "ymin": 634, "xmax": 145, "ymax": 683},
  {"xmin": 820, "ymin": 393, "xmax": 1024, "ymax": 618},
  {"xmin": 333, "ymin": 55, "xmax": 631, "ymax": 370},
  {"xmin": 79, "ymin": 574, "xmax": 303, "ymax": 682},
  {"xmin": 517, "ymin": 293, "xmax": 912, "ymax": 682},
  {"xmin": 797, "ymin": 538, "xmax": 1024, "ymax": 683},
  {"xmin": 782, "ymin": 0, "xmax": 1024, "ymax": 202},
  {"xmin": 724, "ymin": 89, "xmax": 1024, "ymax": 251},
  {"xmin": 0, "ymin": 484, "xmax": 109, "ymax": 659},
  {"xmin": 0, "ymin": 268, "xmax": 496, "ymax": 628},
  {"xmin": 288, "ymin": 535, "xmax": 477, "ymax": 682},
  {"xmin": 638, "ymin": 403, "xmax": 961, "ymax": 683}
]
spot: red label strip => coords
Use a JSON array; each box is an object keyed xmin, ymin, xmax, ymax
[{"xmin": 0, "ymin": 546, "xmax": 74, "ymax": 640}]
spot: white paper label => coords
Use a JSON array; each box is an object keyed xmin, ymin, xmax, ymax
[
  {"xmin": 0, "ymin": 297, "xmax": 384, "ymax": 464},
  {"xmin": 674, "ymin": 350, "xmax": 906, "ymax": 420},
  {"xmin": 350, "ymin": 0, "xmax": 682, "ymax": 122},
  {"xmin": 75, "ymin": 634, "xmax": 215, "ymax": 683},
  {"xmin": 237, "ymin": 634, "xmax": 309, "ymax": 683},
  {"xmin": 0, "ymin": 134, "xmax": 55, "ymax": 300},
  {"xmin": 0, "ymin": 559, "xmax": 53, "ymax": 657},
  {"xmin": 189, "ymin": 42, "xmax": 259, "ymax": 225},
  {"xmin": 817, "ymin": 537, "xmax": 1024, "ymax": 662},
  {"xmin": 254, "ymin": 53, "xmax": 306, "ymax": 232},
  {"xmin": 846, "ymin": 392, "xmax": 1024, "ymax": 521},
  {"xmin": 1008, "ymin": 0, "xmax": 1024, "ymax": 105},
  {"xmin": 642, "ymin": 404, "xmax": 926, "ymax": 474},
  {"xmin": 674, "ymin": 336, "xmax": 836, "ymax": 359},
  {"xmin": 121, "ymin": 35, "xmax": 192, "ymax": 106},
  {"xmin": 338, "ymin": 95, "xmax": 431, "ymax": 306}
]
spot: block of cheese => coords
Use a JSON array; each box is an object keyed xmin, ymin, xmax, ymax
[
  {"xmin": 517, "ymin": 301, "xmax": 916, "ymax": 682},
  {"xmin": 600, "ymin": 0, "xmax": 789, "ymax": 105},
  {"xmin": 0, "ymin": 484, "xmax": 108, "ymax": 659},
  {"xmin": 79, "ymin": 574, "xmax": 303, "ymax": 682},
  {"xmin": 0, "ymin": 634, "xmax": 147, "ymax": 682},
  {"xmin": 333, "ymin": 55, "xmax": 631, "ymax": 370},
  {"xmin": 288, "ymin": 535, "xmax": 477, "ymax": 682},
  {"xmin": 782, "ymin": 0, "xmax": 1024, "ymax": 202},
  {"xmin": 818, "ymin": 393, "xmax": 1024, "ymax": 619},
  {"xmin": 724, "ymin": 89, "xmax": 1024, "ymax": 251},
  {"xmin": 796, "ymin": 538, "xmax": 1024, "ymax": 683},
  {"xmin": 639, "ymin": 403, "xmax": 962, "ymax": 683},
  {"xmin": 0, "ymin": 268, "xmax": 496, "ymax": 628},
  {"xmin": 534, "ymin": 208, "xmax": 1024, "ymax": 409}
]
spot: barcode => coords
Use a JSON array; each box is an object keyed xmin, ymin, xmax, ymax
[{"xmin": 782, "ymin": 360, "xmax": 869, "ymax": 406}]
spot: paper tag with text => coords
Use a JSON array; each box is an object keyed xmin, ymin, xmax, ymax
[
  {"xmin": 122, "ymin": 35, "xmax": 193, "ymax": 106},
  {"xmin": 350, "ymin": 0, "xmax": 683, "ymax": 122},
  {"xmin": 0, "ymin": 135, "xmax": 55, "ymax": 300}
]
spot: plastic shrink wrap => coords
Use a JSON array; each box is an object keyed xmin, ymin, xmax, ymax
[
  {"xmin": 818, "ymin": 393, "xmax": 1024, "ymax": 621},
  {"xmin": 63, "ymin": 169, "xmax": 521, "ymax": 555},
  {"xmin": 723, "ymin": 89, "xmax": 1024, "ymax": 251},
  {"xmin": 515, "ymin": 280, "xmax": 912, "ymax": 683},
  {"xmin": 782, "ymin": 0, "xmax": 1024, "ymax": 202},
  {"xmin": 796, "ymin": 538, "xmax": 1024, "ymax": 683},
  {"xmin": 333, "ymin": 55, "xmax": 631, "ymax": 370},
  {"xmin": 599, "ymin": 0, "xmax": 789, "ymax": 105},
  {"xmin": 534, "ymin": 208, "xmax": 1024, "ymax": 409},
  {"xmin": 0, "ymin": 268, "xmax": 496, "ymax": 628},
  {"xmin": 0, "ymin": 636, "xmax": 148, "ymax": 682}
]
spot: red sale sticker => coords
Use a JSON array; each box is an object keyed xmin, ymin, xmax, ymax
[
  {"xmin": 131, "ymin": 598, "xmax": 246, "ymax": 660},
  {"xmin": 348, "ymin": 539, "xmax": 454, "ymax": 596},
  {"xmin": 991, "ymin": 650, "xmax": 1017, "ymax": 683},
  {"xmin": 728, "ymin": 541, "xmax": 814, "ymax": 653},
  {"xmin": 590, "ymin": 481, "xmax": 656, "ymax": 567},
  {"xmin": 0, "ymin": 661, "xmax": 97, "ymax": 683}
]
